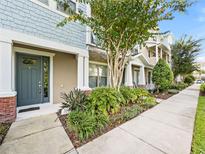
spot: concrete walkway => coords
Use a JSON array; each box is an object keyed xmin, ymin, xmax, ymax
[
  {"xmin": 0, "ymin": 113, "xmax": 75, "ymax": 154},
  {"xmin": 77, "ymin": 85, "xmax": 199, "ymax": 154}
]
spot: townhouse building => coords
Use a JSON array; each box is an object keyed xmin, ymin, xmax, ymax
[{"xmin": 0, "ymin": 0, "xmax": 172, "ymax": 122}]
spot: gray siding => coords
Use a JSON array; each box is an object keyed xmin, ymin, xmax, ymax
[{"xmin": 0, "ymin": 0, "xmax": 87, "ymax": 49}]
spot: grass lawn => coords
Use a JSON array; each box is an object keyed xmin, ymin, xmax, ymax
[{"xmin": 192, "ymin": 96, "xmax": 205, "ymax": 154}]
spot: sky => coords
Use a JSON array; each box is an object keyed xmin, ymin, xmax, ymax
[{"xmin": 159, "ymin": 0, "xmax": 205, "ymax": 63}]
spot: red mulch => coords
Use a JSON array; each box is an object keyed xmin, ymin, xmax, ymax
[{"xmin": 154, "ymin": 92, "xmax": 175, "ymax": 100}]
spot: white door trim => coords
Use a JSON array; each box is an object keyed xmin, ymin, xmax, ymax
[{"xmin": 14, "ymin": 47, "xmax": 55, "ymax": 105}]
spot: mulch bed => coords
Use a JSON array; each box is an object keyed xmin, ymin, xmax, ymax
[
  {"xmin": 58, "ymin": 104, "xmax": 153, "ymax": 148},
  {"xmin": 153, "ymin": 92, "xmax": 175, "ymax": 100},
  {"xmin": 0, "ymin": 123, "xmax": 11, "ymax": 145}
]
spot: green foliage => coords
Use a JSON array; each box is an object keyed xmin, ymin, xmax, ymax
[
  {"xmin": 200, "ymin": 84, "xmax": 205, "ymax": 93},
  {"xmin": 87, "ymin": 87, "xmax": 125, "ymax": 116},
  {"xmin": 67, "ymin": 111, "xmax": 96, "ymax": 140},
  {"xmin": 152, "ymin": 59, "xmax": 174, "ymax": 91},
  {"xmin": 171, "ymin": 35, "xmax": 202, "ymax": 77},
  {"xmin": 58, "ymin": 0, "xmax": 191, "ymax": 88},
  {"xmin": 184, "ymin": 75, "xmax": 194, "ymax": 85},
  {"xmin": 192, "ymin": 96, "xmax": 205, "ymax": 154},
  {"xmin": 139, "ymin": 96, "xmax": 157, "ymax": 109},
  {"xmin": 170, "ymin": 82, "xmax": 189, "ymax": 90},
  {"xmin": 120, "ymin": 87, "xmax": 137, "ymax": 104},
  {"xmin": 109, "ymin": 104, "xmax": 143, "ymax": 123},
  {"xmin": 168, "ymin": 89, "xmax": 180, "ymax": 94},
  {"xmin": 61, "ymin": 89, "xmax": 88, "ymax": 111}
]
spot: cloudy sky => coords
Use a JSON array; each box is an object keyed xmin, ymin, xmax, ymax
[{"xmin": 159, "ymin": 0, "xmax": 205, "ymax": 63}]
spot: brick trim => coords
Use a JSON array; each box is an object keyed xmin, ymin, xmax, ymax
[{"xmin": 0, "ymin": 96, "xmax": 16, "ymax": 122}]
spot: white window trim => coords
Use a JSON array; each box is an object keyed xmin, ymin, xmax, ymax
[
  {"xmin": 89, "ymin": 61, "xmax": 108, "ymax": 88},
  {"xmin": 30, "ymin": 0, "xmax": 79, "ymax": 18}
]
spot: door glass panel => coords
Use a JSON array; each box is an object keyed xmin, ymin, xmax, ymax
[
  {"xmin": 43, "ymin": 57, "xmax": 49, "ymax": 102},
  {"xmin": 22, "ymin": 57, "xmax": 37, "ymax": 65}
]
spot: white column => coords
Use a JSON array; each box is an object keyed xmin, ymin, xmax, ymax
[
  {"xmin": 166, "ymin": 54, "xmax": 168, "ymax": 63},
  {"xmin": 155, "ymin": 45, "xmax": 159, "ymax": 63},
  {"xmin": 0, "ymin": 41, "xmax": 16, "ymax": 97},
  {"xmin": 139, "ymin": 65, "xmax": 145, "ymax": 85},
  {"xmin": 77, "ymin": 54, "xmax": 89, "ymax": 90},
  {"xmin": 160, "ymin": 48, "xmax": 163, "ymax": 59},
  {"xmin": 124, "ymin": 63, "xmax": 133, "ymax": 87}
]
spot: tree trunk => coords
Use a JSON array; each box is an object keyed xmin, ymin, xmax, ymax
[{"xmin": 107, "ymin": 49, "xmax": 128, "ymax": 90}]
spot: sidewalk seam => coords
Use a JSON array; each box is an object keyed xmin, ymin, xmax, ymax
[{"xmin": 3, "ymin": 125, "xmax": 62, "ymax": 144}]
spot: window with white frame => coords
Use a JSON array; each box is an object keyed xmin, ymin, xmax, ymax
[
  {"xmin": 38, "ymin": 0, "xmax": 49, "ymax": 5},
  {"xmin": 57, "ymin": 0, "xmax": 76, "ymax": 15},
  {"xmin": 89, "ymin": 64, "xmax": 107, "ymax": 88},
  {"xmin": 133, "ymin": 69, "xmax": 139, "ymax": 86}
]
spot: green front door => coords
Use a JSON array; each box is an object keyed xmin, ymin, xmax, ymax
[{"xmin": 16, "ymin": 53, "xmax": 49, "ymax": 107}]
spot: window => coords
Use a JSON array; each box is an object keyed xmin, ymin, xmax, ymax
[
  {"xmin": 89, "ymin": 64, "xmax": 107, "ymax": 88},
  {"xmin": 148, "ymin": 72, "xmax": 151, "ymax": 84},
  {"xmin": 133, "ymin": 69, "xmax": 139, "ymax": 86},
  {"xmin": 57, "ymin": 0, "xmax": 76, "ymax": 15},
  {"xmin": 43, "ymin": 57, "xmax": 49, "ymax": 102},
  {"xmin": 38, "ymin": 0, "xmax": 49, "ymax": 5}
]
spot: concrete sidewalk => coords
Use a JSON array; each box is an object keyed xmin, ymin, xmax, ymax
[
  {"xmin": 0, "ymin": 113, "xmax": 75, "ymax": 154},
  {"xmin": 77, "ymin": 85, "xmax": 199, "ymax": 154}
]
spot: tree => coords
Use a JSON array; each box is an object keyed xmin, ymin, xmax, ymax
[
  {"xmin": 171, "ymin": 35, "xmax": 202, "ymax": 78},
  {"xmin": 152, "ymin": 59, "xmax": 173, "ymax": 92},
  {"xmin": 57, "ymin": 0, "xmax": 192, "ymax": 89}
]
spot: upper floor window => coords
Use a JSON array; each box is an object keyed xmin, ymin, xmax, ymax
[
  {"xmin": 57, "ymin": 0, "xmax": 76, "ymax": 15},
  {"xmin": 38, "ymin": 0, "xmax": 49, "ymax": 5}
]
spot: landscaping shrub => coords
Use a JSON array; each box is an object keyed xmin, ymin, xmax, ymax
[
  {"xmin": 87, "ymin": 87, "xmax": 125, "ymax": 116},
  {"xmin": 109, "ymin": 104, "xmax": 143, "ymax": 123},
  {"xmin": 67, "ymin": 111, "xmax": 96, "ymax": 140},
  {"xmin": 152, "ymin": 59, "xmax": 174, "ymax": 92},
  {"xmin": 200, "ymin": 83, "xmax": 205, "ymax": 93},
  {"xmin": 61, "ymin": 89, "xmax": 88, "ymax": 111},
  {"xmin": 184, "ymin": 75, "xmax": 194, "ymax": 85},
  {"xmin": 139, "ymin": 96, "xmax": 157, "ymax": 109},
  {"xmin": 120, "ymin": 87, "xmax": 137, "ymax": 104},
  {"xmin": 170, "ymin": 82, "xmax": 188, "ymax": 90}
]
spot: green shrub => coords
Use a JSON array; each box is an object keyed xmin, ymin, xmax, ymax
[
  {"xmin": 132, "ymin": 88, "xmax": 150, "ymax": 103},
  {"xmin": 152, "ymin": 59, "xmax": 174, "ymax": 91},
  {"xmin": 122, "ymin": 104, "xmax": 143, "ymax": 120},
  {"xmin": 61, "ymin": 89, "xmax": 87, "ymax": 111},
  {"xmin": 120, "ymin": 87, "xmax": 137, "ymax": 104},
  {"xmin": 184, "ymin": 75, "xmax": 194, "ymax": 85},
  {"xmin": 109, "ymin": 104, "xmax": 143, "ymax": 123},
  {"xmin": 168, "ymin": 89, "xmax": 180, "ymax": 94},
  {"xmin": 87, "ymin": 87, "xmax": 125, "ymax": 116},
  {"xmin": 170, "ymin": 82, "xmax": 188, "ymax": 90},
  {"xmin": 139, "ymin": 96, "xmax": 157, "ymax": 109},
  {"xmin": 95, "ymin": 112, "xmax": 109, "ymax": 130},
  {"xmin": 67, "ymin": 111, "xmax": 96, "ymax": 140},
  {"xmin": 200, "ymin": 83, "xmax": 205, "ymax": 93}
]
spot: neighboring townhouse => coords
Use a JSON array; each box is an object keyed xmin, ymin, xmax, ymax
[
  {"xmin": 88, "ymin": 32, "xmax": 173, "ymax": 89},
  {"xmin": 124, "ymin": 32, "xmax": 173, "ymax": 88},
  {"xmin": 0, "ymin": 0, "xmax": 90, "ymax": 122}
]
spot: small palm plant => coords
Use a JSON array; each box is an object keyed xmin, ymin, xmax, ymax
[{"xmin": 61, "ymin": 89, "xmax": 88, "ymax": 111}]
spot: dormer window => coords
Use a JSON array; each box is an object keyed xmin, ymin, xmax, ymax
[
  {"xmin": 38, "ymin": 0, "xmax": 49, "ymax": 5},
  {"xmin": 57, "ymin": 0, "xmax": 76, "ymax": 15}
]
